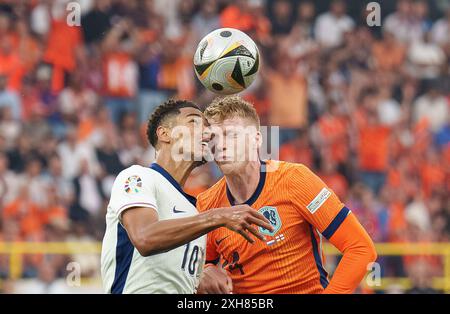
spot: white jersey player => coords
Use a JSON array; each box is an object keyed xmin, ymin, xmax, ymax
[{"xmin": 101, "ymin": 100, "xmax": 272, "ymax": 294}]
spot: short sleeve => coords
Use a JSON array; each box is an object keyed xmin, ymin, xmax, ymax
[
  {"xmin": 109, "ymin": 166, "xmax": 158, "ymax": 222},
  {"xmin": 289, "ymin": 164, "xmax": 349, "ymax": 239}
]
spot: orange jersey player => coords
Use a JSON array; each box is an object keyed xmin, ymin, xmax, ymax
[{"xmin": 196, "ymin": 96, "xmax": 377, "ymax": 294}]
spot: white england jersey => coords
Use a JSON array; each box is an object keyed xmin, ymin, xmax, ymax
[{"xmin": 101, "ymin": 163, "xmax": 206, "ymax": 294}]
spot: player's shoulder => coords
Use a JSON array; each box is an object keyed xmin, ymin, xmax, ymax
[
  {"xmin": 267, "ymin": 159, "xmax": 312, "ymax": 178},
  {"xmin": 117, "ymin": 164, "xmax": 155, "ymax": 178},
  {"xmin": 114, "ymin": 164, "xmax": 162, "ymax": 187},
  {"xmin": 196, "ymin": 177, "xmax": 227, "ymax": 212}
]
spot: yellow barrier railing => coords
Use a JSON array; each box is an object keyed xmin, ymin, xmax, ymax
[
  {"xmin": 0, "ymin": 242, "xmax": 449, "ymax": 293},
  {"xmin": 0, "ymin": 242, "xmax": 102, "ymax": 280},
  {"xmin": 323, "ymin": 243, "xmax": 450, "ymax": 293}
]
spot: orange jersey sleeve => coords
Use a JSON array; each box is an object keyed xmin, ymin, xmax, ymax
[
  {"xmin": 288, "ymin": 163, "xmax": 347, "ymax": 236},
  {"xmin": 323, "ymin": 214, "xmax": 378, "ymax": 294},
  {"xmin": 288, "ymin": 163, "xmax": 377, "ymax": 293}
]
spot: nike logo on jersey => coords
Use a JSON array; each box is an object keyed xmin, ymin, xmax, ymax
[
  {"xmin": 173, "ymin": 206, "xmax": 186, "ymax": 213},
  {"xmin": 215, "ymin": 236, "xmax": 230, "ymax": 245}
]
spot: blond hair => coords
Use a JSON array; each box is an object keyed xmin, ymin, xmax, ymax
[{"xmin": 204, "ymin": 95, "xmax": 260, "ymax": 130}]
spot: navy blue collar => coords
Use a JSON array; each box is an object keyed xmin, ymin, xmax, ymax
[
  {"xmin": 226, "ymin": 161, "xmax": 267, "ymax": 206},
  {"xmin": 149, "ymin": 163, "xmax": 197, "ymax": 207}
]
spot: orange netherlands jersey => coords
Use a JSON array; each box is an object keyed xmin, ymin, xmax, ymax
[{"xmin": 197, "ymin": 160, "xmax": 350, "ymax": 294}]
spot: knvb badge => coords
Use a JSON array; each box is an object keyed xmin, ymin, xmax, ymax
[{"xmin": 258, "ymin": 206, "xmax": 282, "ymax": 237}]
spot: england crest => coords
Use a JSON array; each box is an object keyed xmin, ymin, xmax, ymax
[{"xmin": 258, "ymin": 206, "xmax": 281, "ymax": 236}]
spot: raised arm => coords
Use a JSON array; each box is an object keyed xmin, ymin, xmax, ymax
[
  {"xmin": 110, "ymin": 167, "xmax": 272, "ymax": 257},
  {"xmin": 121, "ymin": 205, "xmax": 273, "ymax": 257}
]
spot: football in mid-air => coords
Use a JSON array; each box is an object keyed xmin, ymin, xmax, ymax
[{"xmin": 193, "ymin": 28, "xmax": 260, "ymax": 95}]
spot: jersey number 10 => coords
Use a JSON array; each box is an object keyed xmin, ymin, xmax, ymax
[{"xmin": 181, "ymin": 242, "xmax": 200, "ymax": 276}]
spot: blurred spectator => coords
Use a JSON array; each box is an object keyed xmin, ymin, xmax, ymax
[
  {"xmin": 66, "ymin": 223, "xmax": 100, "ymax": 278},
  {"xmin": 40, "ymin": 186, "xmax": 68, "ymax": 229},
  {"xmin": 0, "ymin": 151, "xmax": 18, "ymax": 207},
  {"xmin": 57, "ymin": 127, "xmax": 100, "ymax": 179},
  {"xmin": 118, "ymin": 129, "xmax": 145, "ymax": 167},
  {"xmin": 42, "ymin": 5, "xmax": 84, "ymax": 93},
  {"xmin": 384, "ymin": 0, "xmax": 424, "ymax": 43},
  {"xmin": 279, "ymin": 129, "xmax": 313, "ymax": 168},
  {"xmin": 12, "ymin": 261, "xmax": 71, "ymax": 294},
  {"xmin": 413, "ymin": 82, "xmax": 448, "ymax": 133},
  {"xmin": 377, "ymin": 85, "xmax": 402, "ymax": 127},
  {"xmin": 81, "ymin": 0, "xmax": 113, "ymax": 45},
  {"xmin": 71, "ymin": 159, "xmax": 104, "ymax": 221},
  {"xmin": 0, "ymin": 106, "xmax": 21, "ymax": 149},
  {"xmin": 96, "ymin": 139, "xmax": 124, "ymax": 176},
  {"xmin": 21, "ymin": 157, "xmax": 48, "ymax": 207},
  {"xmin": 406, "ymin": 259, "xmax": 440, "ymax": 294},
  {"xmin": 405, "ymin": 196, "xmax": 432, "ymax": 233},
  {"xmin": 319, "ymin": 155, "xmax": 349, "ymax": 201},
  {"xmin": 314, "ymin": 0, "xmax": 354, "ymax": 48},
  {"xmin": 372, "ymin": 30, "xmax": 406, "ymax": 72},
  {"xmin": 6, "ymin": 134, "xmax": 34, "ymax": 173},
  {"xmin": 0, "ymin": 75, "xmax": 21, "ymax": 120},
  {"xmin": 42, "ymin": 154, "xmax": 74, "ymax": 208},
  {"xmin": 312, "ymin": 100, "xmax": 349, "ymax": 168},
  {"xmin": 408, "ymin": 31, "xmax": 446, "ymax": 79},
  {"xmin": 220, "ymin": 0, "xmax": 255, "ymax": 33},
  {"xmin": 30, "ymin": 0, "xmax": 68, "ymax": 37},
  {"xmin": 420, "ymin": 148, "xmax": 446, "ymax": 198},
  {"xmin": 431, "ymin": 7, "xmax": 450, "ymax": 47},
  {"xmin": 0, "ymin": 14, "xmax": 24, "ymax": 92},
  {"xmin": 296, "ymin": 0, "xmax": 315, "ymax": 38},
  {"xmin": 3, "ymin": 185, "xmax": 43, "ymax": 240},
  {"xmin": 355, "ymin": 88, "xmax": 392, "ymax": 195},
  {"xmin": 266, "ymin": 52, "xmax": 308, "ymax": 143},
  {"xmin": 58, "ymin": 72, "xmax": 98, "ymax": 122},
  {"xmin": 192, "ymin": 0, "xmax": 220, "ymax": 40},
  {"xmin": 267, "ymin": 0, "xmax": 295, "ymax": 36},
  {"xmin": 101, "ymin": 19, "xmax": 139, "ymax": 124}
]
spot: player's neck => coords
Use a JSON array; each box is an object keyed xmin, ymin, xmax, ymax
[
  {"xmin": 225, "ymin": 160, "xmax": 261, "ymax": 205},
  {"xmin": 155, "ymin": 151, "xmax": 195, "ymax": 187}
]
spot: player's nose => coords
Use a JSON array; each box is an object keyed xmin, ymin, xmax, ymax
[{"xmin": 202, "ymin": 127, "xmax": 213, "ymax": 143}]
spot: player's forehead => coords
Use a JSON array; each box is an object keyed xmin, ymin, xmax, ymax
[
  {"xmin": 175, "ymin": 107, "xmax": 203, "ymax": 122},
  {"xmin": 207, "ymin": 116, "xmax": 256, "ymax": 132}
]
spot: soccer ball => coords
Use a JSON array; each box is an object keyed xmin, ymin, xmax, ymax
[{"xmin": 193, "ymin": 28, "xmax": 260, "ymax": 95}]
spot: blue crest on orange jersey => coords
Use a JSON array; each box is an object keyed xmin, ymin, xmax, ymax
[{"xmin": 258, "ymin": 206, "xmax": 282, "ymax": 236}]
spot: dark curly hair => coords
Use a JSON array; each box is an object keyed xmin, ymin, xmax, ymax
[{"xmin": 146, "ymin": 99, "xmax": 201, "ymax": 148}]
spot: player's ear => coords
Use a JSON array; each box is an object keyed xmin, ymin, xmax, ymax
[
  {"xmin": 156, "ymin": 125, "xmax": 171, "ymax": 145},
  {"xmin": 255, "ymin": 130, "xmax": 263, "ymax": 149}
]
